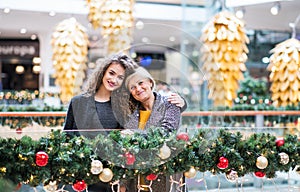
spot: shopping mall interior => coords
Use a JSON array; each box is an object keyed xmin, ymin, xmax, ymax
[
  {"xmin": 0, "ymin": 0, "xmax": 300, "ymax": 107},
  {"xmin": 0, "ymin": 0, "xmax": 300, "ymax": 191}
]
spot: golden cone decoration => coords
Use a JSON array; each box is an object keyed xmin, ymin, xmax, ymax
[
  {"xmin": 267, "ymin": 38, "xmax": 300, "ymax": 107},
  {"xmin": 100, "ymin": 0, "xmax": 134, "ymax": 54},
  {"xmin": 201, "ymin": 11, "xmax": 249, "ymax": 107},
  {"xmin": 86, "ymin": 0, "xmax": 103, "ymax": 29},
  {"xmin": 51, "ymin": 18, "xmax": 89, "ymax": 104},
  {"xmin": 86, "ymin": 0, "xmax": 134, "ymax": 54}
]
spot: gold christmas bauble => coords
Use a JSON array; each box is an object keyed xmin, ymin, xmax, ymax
[
  {"xmin": 99, "ymin": 168, "xmax": 113, "ymax": 182},
  {"xmin": 184, "ymin": 166, "xmax": 197, "ymax": 178},
  {"xmin": 256, "ymin": 156, "xmax": 268, "ymax": 169},
  {"xmin": 279, "ymin": 152, "xmax": 289, "ymax": 165}
]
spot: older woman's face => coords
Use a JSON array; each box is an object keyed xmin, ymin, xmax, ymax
[
  {"xmin": 102, "ymin": 62, "xmax": 125, "ymax": 92},
  {"xmin": 128, "ymin": 76, "xmax": 153, "ymax": 102}
]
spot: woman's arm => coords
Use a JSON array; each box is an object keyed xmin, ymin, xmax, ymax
[
  {"xmin": 160, "ymin": 102, "xmax": 181, "ymax": 133},
  {"xmin": 167, "ymin": 93, "xmax": 187, "ymax": 112}
]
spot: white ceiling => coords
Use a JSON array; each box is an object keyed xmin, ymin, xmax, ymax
[{"xmin": 0, "ymin": 0, "xmax": 299, "ymax": 53}]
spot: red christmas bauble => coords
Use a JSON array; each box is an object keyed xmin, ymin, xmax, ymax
[
  {"xmin": 217, "ymin": 156, "xmax": 229, "ymax": 169},
  {"xmin": 15, "ymin": 182, "xmax": 22, "ymax": 190},
  {"xmin": 254, "ymin": 171, "xmax": 265, "ymax": 178},
  {"xmin": 72, "ymin": 180, "xmax": 87, "ymax": 192},
  {"xmin": 16, "ymin": 128, "xmax": 22, "ymax": 134},
  {"xmin": 275, "ymin": 138, "xmax": 284, "ymax": 147},
  {"xmin": 124, "ymin": 152, "xmax": 135, "ymax": 165},
  {"xmin": 176, "ymin": 132, "xmax": 189, "ymax": 142},
  {"xmin": 146, "ymin": 173, "xmax": 158, "ymax": 181},
  {"xmin": 35, "ymin": 151, "xmax": 49, "ymax": 167}
]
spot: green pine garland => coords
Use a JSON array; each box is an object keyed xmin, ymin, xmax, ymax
[{"xmin": 0, "ymin": 128, "xmax": 299, "ymax": 188}]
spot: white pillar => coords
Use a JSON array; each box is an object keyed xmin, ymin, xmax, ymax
[{"xmin": 38, "ymin": 32, "xmax": 59, "ymax": 93}]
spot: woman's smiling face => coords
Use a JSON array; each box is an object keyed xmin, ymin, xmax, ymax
[
  {"xmin": 128, "ymin": 77, "xmax": 153, "ymax": 102},
  {"xmin": 102, "ymin": 62, "xmax": 125, "ymax": 92}
]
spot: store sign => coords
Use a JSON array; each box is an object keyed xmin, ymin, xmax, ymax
[{"xmin": 0, "ymin": 39, "xmax": 39, "ymax": 60}]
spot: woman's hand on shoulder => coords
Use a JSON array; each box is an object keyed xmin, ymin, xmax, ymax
[{"xmin": 167, "ymin": 93, "xmax": 185, "ymax": 108}]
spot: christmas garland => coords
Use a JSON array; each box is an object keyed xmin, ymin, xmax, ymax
[{"xmin": 0, "ymin": 128, "xmax": 299, "ymax": 191}]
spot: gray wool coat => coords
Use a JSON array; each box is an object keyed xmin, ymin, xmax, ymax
[{"xmin": 124, "ymin": 92, "xmax": 181, "ymax": 133}]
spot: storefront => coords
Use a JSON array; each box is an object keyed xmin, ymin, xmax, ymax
[{"xmin": 0, "ymin": 38, "xmax": 40, "ymax": 90}]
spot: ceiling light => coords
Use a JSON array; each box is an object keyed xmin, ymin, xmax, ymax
[
  {"xmin": 235, "ymin": 8, "xmax": 245, "ymax": 19},
  {"xmin": 270, "ymin": 2, "xmax": 280, "ymax": 15},
  {"xmin": 169, "ymin": 36, "xmax": 176, "ymax": 42},
  {"xmin": 33, "ymin": 57, "xmax": 42, "ymax": 64},
  {"xmin": 32, "ymin": 65, "xmax": 41, "ymax": 74},
  {"xmin": 142, "ymin": 37, "xmax": 150, "ymax": 43},
  {"xmin": 31, "ymin": 34, "xmax": 37, "ymax": 40},
  {"xmin": 3, "ymin": 8, "xmax": 10, "ymax": 13},
  {"xmin": 136, "ymin": 20, "xmax": 144, "ymax": 30},
  {"xmin": 131, "ymin": 52, "xmax": 137, "ymax": 58},
  {"xmin": 20, "ymin": 28, "xmax": 27, "ymax": 34},
  {"xmin": 262, "ymin": 57, "xmax": 270, "ymax": 63},
  {"xmin": 16, "ymin": 65, "xmax": 25, "ymax": 74},
  {"xmin": 49, "ymin": 11, "xmax": 56, "ymax": 17}
]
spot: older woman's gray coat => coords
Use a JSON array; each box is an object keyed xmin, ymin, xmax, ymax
[{"xmin": 124, "ymin": 92, "xmax": 181, "ymax": 132}]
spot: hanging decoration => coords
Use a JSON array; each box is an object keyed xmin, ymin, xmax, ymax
[
  {"xmin": 86, "ymin": 0, "xmax": 135, "ymax": 54},
  {"xmin": 101, "ymin": 0, "xmax": 134, "ymax": 54},
  {"xmin": 256, "ymin": 156, "xmax": 268, "ymax": 169},
  {"xmin": 72, "ymin": 180, "xmax": 87, "ymax": 192},
  {"xmin": 124, "ymin": 152, "xmax": 136, "ymax": 165},
  {"xmin": 35, "ymin": 151, "xmax": 49, "ymax": 167},
  {"xmin": 254, "ymin": 171, "xmax": 265, "ymax": 178},
  {"xmin": 201, "ymin": 11, "xmax": 249, "ymax": 107},
  {"xmin": 217, "ymin": 156, "xmax": 229, "ymax": 169},
  {"xmin": 91, "ymin": 159, "xmax": 103, "ymax": 174},
  {"xmin": 146, "ymin": 173, "xmax": 158, "ymax": 181},
  {"xmin": 51, "ymin": 18, "xmax": 89, "ymax": 104},
  {"xmin": 99, "ymin": 168, "xmax": 114, "ymax": 182},
  {"xmin": 184, "ymin": 166, "xmax": 197, "ymax": 178},
  {"xmin": 159, "ymin": 143, "xmax": 171, "ymax": 160},
  {"xmin": 267, "ymin": 38, "xmax": 300, "ymax": 107},
  {"xmin": 86, "ymin": 0, "xmax": 103, "ymax": 29}
]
